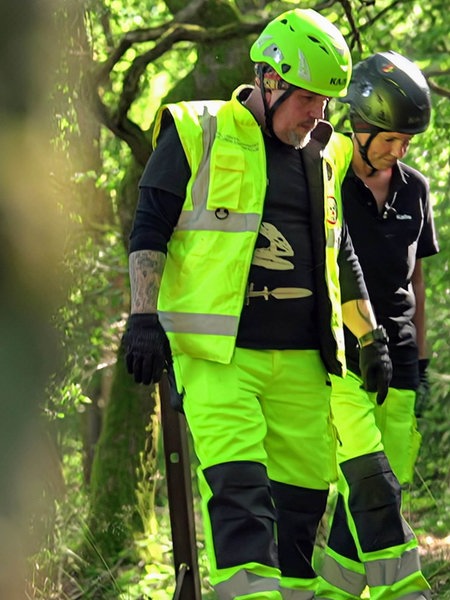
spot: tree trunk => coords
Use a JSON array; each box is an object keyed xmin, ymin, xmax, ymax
[{"xmin": 88, "ymin": 344, "xmax": 158, "ymax": 560}]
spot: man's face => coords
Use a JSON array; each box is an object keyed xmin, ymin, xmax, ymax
[
  {"xmin": 359, "ymin": 131, "xmax": 413, "ymax": 169},
  {"xmin": 270, "ymin": 88, "xmax": 329, "ymax": 149}
]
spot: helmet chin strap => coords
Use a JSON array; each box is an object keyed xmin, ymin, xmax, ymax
[
  {"xmin": 354, "ymin": 132, "xmax": 379, "ymax": 176},
  {"xmin": 257, "ymin": 64, "xmax": 296, "ymax": 143}
]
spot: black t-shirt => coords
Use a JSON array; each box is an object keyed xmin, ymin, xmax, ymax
[
  {"xmin": 132, "ymin": 121, "xmax": 319, "ymax": 350},
  {"xmin": 236, "ymin": 133, "xmax": 319, "ymax": 349},
  {"xmin": 342, "ymin": 162, "xmax": 439, "ymax": 388}
]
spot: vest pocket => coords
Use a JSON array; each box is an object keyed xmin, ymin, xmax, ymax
[{"xmin": 207, "ymin": 142, "xmax": 245, "ymax": 211}]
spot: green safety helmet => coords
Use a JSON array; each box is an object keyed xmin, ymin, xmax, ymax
[
  {"xmin": 342, "ymin": 51, "xmax": 431, "ymax": 134},
  {"xmin": 250, "ymin": 8, "xmax": 352, "ymax": 98}
]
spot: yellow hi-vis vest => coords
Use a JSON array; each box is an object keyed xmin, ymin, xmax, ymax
[{"xmin": 152, "ymin": 87, "xmax": 352, "ymax": 369}]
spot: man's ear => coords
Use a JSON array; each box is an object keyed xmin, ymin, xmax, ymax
[{"xmin": 264, "ymin": 89, "xmax": 273, "ymax": 104}]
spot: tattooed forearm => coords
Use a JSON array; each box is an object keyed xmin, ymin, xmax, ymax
[
  {"xmin": 341, "ymin": 298, "xmax": 377, "ymax": 339},
  {"xmin": 355, "ymin": 298, "xmax": 375, "ymax": 328},
  {"xmin": 129, "ymin": 250, "xmax": 166, "ymax": 313}
]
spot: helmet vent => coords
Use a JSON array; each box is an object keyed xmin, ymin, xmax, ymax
[
  {"xmin": 307, "ymin": 35, "xmax": 330, "ymax": 55},
  {"xmin": 280, "ymin": 18, "xmax": 295, "ymax": 32}
]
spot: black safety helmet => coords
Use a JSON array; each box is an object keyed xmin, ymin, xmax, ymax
[
  {"xmin": 341, "ymin": 51, "xmax": 431, "ymax": 171},
  {"xmin": 342, "ymin": 51, "xmax": 431, "ymax": 134}
]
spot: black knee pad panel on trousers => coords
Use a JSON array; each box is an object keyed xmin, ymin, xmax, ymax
[
  {"xmin": 203, "ymin": 461, "xmax": 278, "ymax": 570},
  {"xmin": 328, "ymin": 493, "xmax": 360, "ymax": 561},
  {"xmin": 271, "ymin": 480, "xmax": 328, "ymax": 578},
  {"xmin": 340, "ymin": 451, "xmax": 414, "ymax": 553}
]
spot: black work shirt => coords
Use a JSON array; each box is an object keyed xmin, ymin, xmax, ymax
[{"xmin": 342, "ymin": 161, "xmax": 439, "ymax": 388}]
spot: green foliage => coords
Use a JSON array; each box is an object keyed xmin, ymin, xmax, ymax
[
  {"xmin": 47, "ymin": 229, "xmax": 128, "ymax": 425},
  {"xmin": 134, "ymin": 409, "xmax": 161, "ymax": 557}
]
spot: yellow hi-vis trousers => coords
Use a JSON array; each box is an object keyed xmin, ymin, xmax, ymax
[
  {"xmin": 173, "ymin": 347, "xmax": 338, "ymax": 600},
  {"xmin": 315, "ymin": 371, "xmax": 430, "ymax": 600}
]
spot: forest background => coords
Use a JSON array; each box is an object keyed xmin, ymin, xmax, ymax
[{"xmin": 0, "ymin": 0, "xmax": 449, "ymax": 599}]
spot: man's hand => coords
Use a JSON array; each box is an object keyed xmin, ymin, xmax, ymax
[
  {"xmin": 123, "ymin": 313, "xmax": 172, "ymax": 385},
  {"xmin": 359, "ymin": 332, "xmax": 393, "ymax": 405},
  {"xmin": 415, "ymin": 358, "xmax": 430, "ymax": 417}
]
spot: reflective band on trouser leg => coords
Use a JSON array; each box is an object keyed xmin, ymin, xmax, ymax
[
  {"xmin": 315, "ymin": 552, "xmax": 366, "ymax": 599},
  {"xmin": 215, "ymin": 569, "xmax": 282, "ymax": 600},
  {"xmin": 315, "ymin": 494, "xmax": 367, "ymax": 599},
  {"xmin": 366, "ymin": 548, "xmax": 432, "ymax": 599},
  {"xmin": 340, "ymin": 453, "xmax": 431, "ymax": 599},
  {"xmin": 374, "ymin": 387, "xmax": 422, "ymax": 485}
]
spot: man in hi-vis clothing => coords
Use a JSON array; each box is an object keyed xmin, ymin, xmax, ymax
[{"xmin": 123, "ymin": 10, "xmax": 392, "ymax": 600}]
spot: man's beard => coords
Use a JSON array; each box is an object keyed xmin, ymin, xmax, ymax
[{"xmin": 287, "ymin": 130, "xmax": 312, "ymax": 149}]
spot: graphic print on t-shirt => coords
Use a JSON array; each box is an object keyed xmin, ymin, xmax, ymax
[
  {"xmin": 248, "ymin": 221, "xmax": 313, "ymax": 301},
  {"xmin": 236, "ymin": 134, "xmax": 318, "ymax": 349},
  {"xmin": 252, "ymin": 222, "xmax": 295, "ymax": 270}
]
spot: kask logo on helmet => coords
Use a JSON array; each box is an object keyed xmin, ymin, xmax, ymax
[{"xmin": 329, "ymin": 77, "xmax": 346, "ymax": 86}]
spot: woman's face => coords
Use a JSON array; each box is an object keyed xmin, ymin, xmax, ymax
[{"xmin": 359, "ymin": 131, "xmax": 413, "ymax": 169}]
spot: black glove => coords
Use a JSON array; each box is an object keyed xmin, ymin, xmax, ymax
[
  {"xmin": 123, "ymin": 313, "xmax": 172, "ymax": 385},
  {"xmin": 415, "ymin": 358, "xmax": 430, "ymax": 417},
  {"xmin": 359, "ymin": 331, "xmax": 392, "ymax": 405}
]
